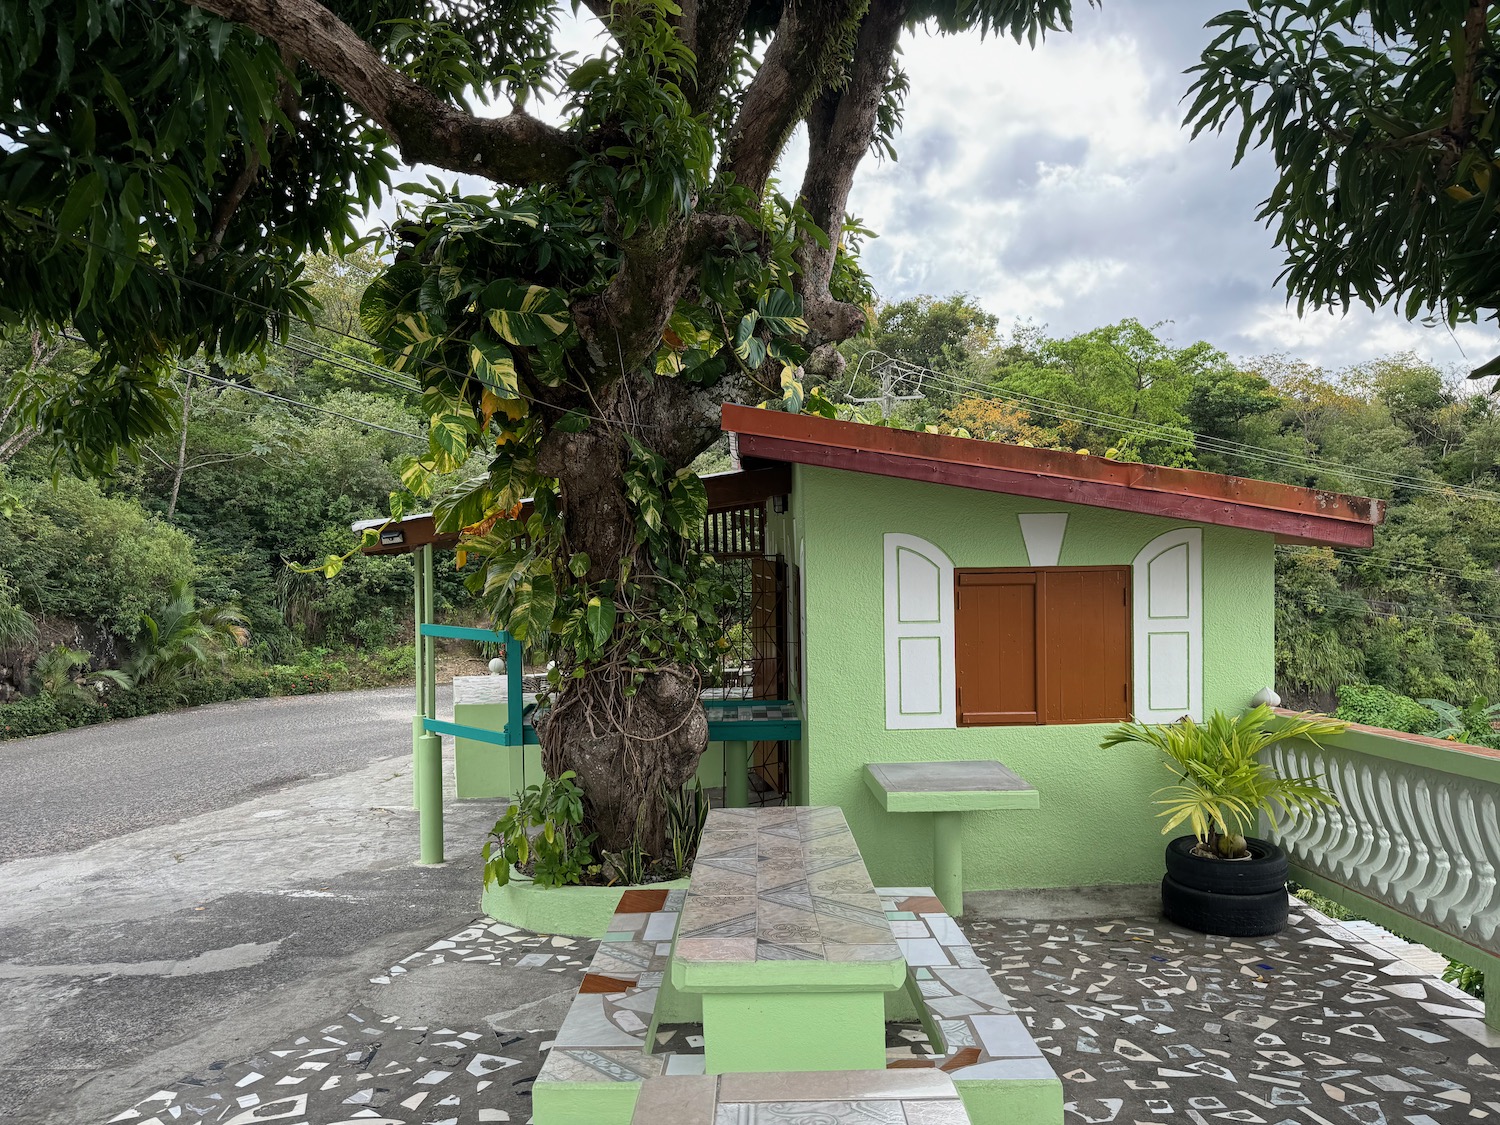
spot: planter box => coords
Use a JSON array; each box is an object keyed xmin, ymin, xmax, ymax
[{"xmin": 482, "ymin": 867, "xmax": 689, "ymax": 939}]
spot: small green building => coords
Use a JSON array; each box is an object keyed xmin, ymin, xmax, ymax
[
  {"xmin": 721, "ymin": 404, "xmax": 1382, "ymax": 895},
  {"xmin": 363, "ymin": 406, "xmax": 1382, "ymax": 899}
]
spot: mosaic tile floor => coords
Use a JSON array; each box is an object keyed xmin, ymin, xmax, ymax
[
  {"xmin": 369, "ymin": 919, "xmax": 591, "ymax": 985},
  {"xmin": 104, "ymin": 1005, "xmax": 546, "ymax": 1125},
  {"xmin": 102, "ymin": 901, "xmax": 1498, "ymax": 1125},
  {"xmin": 963, "ymin": 902, "xmax": 1500, "ymax": 1125}
]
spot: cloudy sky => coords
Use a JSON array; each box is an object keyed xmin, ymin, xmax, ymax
[{"xmin": 483, "ymin": 2, "xmax": 1496, "ymax": 373}]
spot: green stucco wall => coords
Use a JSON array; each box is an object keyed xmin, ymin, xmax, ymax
[{"xmin": 790, "ymin": 464, "xmax": 1276, "ymax": 892}]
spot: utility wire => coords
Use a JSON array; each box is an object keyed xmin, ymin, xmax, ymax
[
  {"xmin": 29, "ymin": 213, "xmax": 1500, "ymax": 486},
  {"xmin": 58, "ymin": 332, "xmax": 423, "ymax": 440},
  {"xmin": 869, "ymin": 352, "xmax": 1500, "ymax": 504},
  {"xmin": 919, "ymin": 362, "xmax": 1500, "ymax": 503}
]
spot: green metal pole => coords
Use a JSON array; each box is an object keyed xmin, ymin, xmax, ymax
[
  {"xmin": 411, "ymin": 553, "xmax": 426, "ymax": 808},
  {"xmin": 416, "ymin": 544, "xmax": 444, "ymax": 861},
  {"xmin": 933, "ymin": 811, "xmax": 964, "ymax": 917},
  {"xmin": 421, "ymin": 544, "xmax": 436, "ymax": 718},
  {"xmin": 1487, "ymin": 969, "xmax": 1500, "ymax": 1031},
  {"xmin": 416, "ymin": 731, "xmax": 444, "ymax": 864},
  {"xmin": 725, "ymin": 741, "xmax": 750, "ymax": 809}
]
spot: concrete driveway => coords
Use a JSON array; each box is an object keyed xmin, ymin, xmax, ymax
[{"xmin": 0, "ymin": 686, "xmax": 507, "ymax": 1125}]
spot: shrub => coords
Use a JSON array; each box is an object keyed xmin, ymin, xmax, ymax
[
  {"xmin": 1335, "ymin": 684, "xmax": 1436, "ymax": 734},
  {"xmin": 0, "ymin": 475, "xmax": 196, "ymax": 640},
  {"xmin": 0, "ymin": 693, "xmax": 99, "ymax": 738}
]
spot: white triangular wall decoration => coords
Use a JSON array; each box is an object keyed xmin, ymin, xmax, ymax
[{"xmin": 1018, "ymin": 513, "xmax": 1068, "ymax": 567}]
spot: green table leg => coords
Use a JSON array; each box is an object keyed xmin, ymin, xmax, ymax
[
  {"xmin": 416, "ymin": 731, "xmax": 444, "ymax": 864},
  {"xmin": 725, "ymin": 740, "xmax": 750, "ymax": 808},
  {"xmin": 933, "ymin": 809, "xmax": 964, "ymax": 916}
]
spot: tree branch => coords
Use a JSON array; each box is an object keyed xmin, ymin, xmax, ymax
[
  {"xmin": 721, "ymin": 0, "xmax": 872, "ymax": 196},
  {"xmin": 792, "ymin": 0, "xmax": 909, "ymax": 351},
  {"xmin": 182, "ymin": 0, "xmax": 580, "ymax": 186}
]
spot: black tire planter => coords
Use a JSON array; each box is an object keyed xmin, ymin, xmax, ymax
[
  {"xmin": 1162, "ymin": 875, "xmax": 1289, "ymax": 937},
  {"xmin": 1160, "ymin": 835, "xmax": 1290, "ymax": 937},
  {"xmin": 1165, "ymin": 835, "xmax": 1288, "ymax": 895}
]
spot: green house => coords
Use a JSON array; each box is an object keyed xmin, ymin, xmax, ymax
[
  {"xmin": 364, "ymin": 405, "xmax": 1383, "ymax": 899},
  {"xmin": 720, "ymin": 404, "xmax": 1383, "ymax": 895}
]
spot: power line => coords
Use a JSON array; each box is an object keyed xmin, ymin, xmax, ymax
[
  {"xmin": 16, "ymin": 212, "xmax": 669, "ymax": 435},
  {"xmin": 865, "ymin": 352, "xmax": 1500, "ymax": 505},
  {"xmin": 57, "ymin": 331, "xmax": 423, "ymax": 440},
  {"xmin": 1278, "ymin": 543, "xmax": 1500, "ymax": 581},
  {"xmin": 923, "ymin": 362, "xmax": 1500, "ymax": 503}
]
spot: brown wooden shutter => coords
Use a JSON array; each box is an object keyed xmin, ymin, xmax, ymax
[
  {"xmin": 956, "ymin": 571, "xmax": 1043, "ymax": 726},
  {"xmin": 1039, "ymin": 568, "xmax": 1131, "ymax": 724}
]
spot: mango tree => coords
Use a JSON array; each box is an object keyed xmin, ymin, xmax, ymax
[{"xmin": 0, "ymin": 0, "xmax": 1082, "ymax": 856}]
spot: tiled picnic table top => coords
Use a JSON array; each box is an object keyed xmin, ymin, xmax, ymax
[{"xmin": 671, "ymin": 806, "xmax": 905, "ymax": 989}]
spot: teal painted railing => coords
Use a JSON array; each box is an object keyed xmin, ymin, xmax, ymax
[
  {"xmin": 1266, "ymin": 718, "xmax": 1500, "ymax": 1029},
  {"xmin": 418, "ymin": 623, "xmax": 526, "ymax": 746}
]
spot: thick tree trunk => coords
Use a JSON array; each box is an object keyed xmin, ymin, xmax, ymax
[{"xmin": 532, "ymin": 420, "xmax": 711, "ymax": 860}]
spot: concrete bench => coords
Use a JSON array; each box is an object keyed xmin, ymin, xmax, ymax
[
  {"xmin": 630, "ymin": 1068, "xmax": 972, "ymax": 1124},
  {"xmin": 880, "ymin": 886, "xmax": 1063, "ymax": 1125},
  {"xmin": 533, "ymin": 887, "xmax": 699, "ymax": 1125}
]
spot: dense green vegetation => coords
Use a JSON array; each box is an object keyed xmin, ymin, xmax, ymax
[
  {"xmin": 848, "ymin": 295, "xmax": 1500, "ymax": 716},
  {"xmin": 9, "ymin": 282, "xmax": 1500, "ymax": 747},
  {"xmin": 0, "ymin": 258, "xmax": 463, "ymax": 737}
]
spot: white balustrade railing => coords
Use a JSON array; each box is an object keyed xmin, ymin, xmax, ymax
[{"xmin": 1265, "ymin": 718, "xmax": 1500, "ymax": 1027}]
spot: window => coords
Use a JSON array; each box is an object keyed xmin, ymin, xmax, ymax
[{"xmin": 955, "ymin": 567, "xmax": 1131, "ymax": 726}]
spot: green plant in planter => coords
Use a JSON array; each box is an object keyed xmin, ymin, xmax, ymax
[
  {"xmin": 483, "ymin": 771, "xmax": 596, "ymax": 890},
  {"xmin": 663, "ymin": 779, "xmax": 710, "ymax": 878},
  {"xmin": 1101, "ymin": 704, "xmax": 1344, "ymax": 859}
]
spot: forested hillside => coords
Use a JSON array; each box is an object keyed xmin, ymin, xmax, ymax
[
  {"xmin": 4, "ymin": 280, "xmax": 1498, "ymax": 744},
  {"xmin": 0, "ymin": 254, "xmax": 478, "ymax": 737}
]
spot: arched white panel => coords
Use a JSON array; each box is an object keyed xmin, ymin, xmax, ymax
[
  {"xmin": 884, "ymin": 533, "xmax": 956, "ymax": 729},
  {"xmin": 1018, "ymin": 513, "xmax": 1068, "ymax": 567},
  {"xmin": 1132, "ymin": 528, "xmax": 1202, "ymax": 723}
]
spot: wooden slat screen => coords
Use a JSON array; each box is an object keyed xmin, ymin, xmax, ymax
[
  {"xmin": 956, "ymin": 566, "xmax": 1131, "ymax": 726},
  {"xmin": 701, "ymin": 503, "xmax": 766, "ymax": 559}
]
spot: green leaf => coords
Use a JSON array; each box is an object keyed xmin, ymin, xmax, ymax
[
  {"xmin": 555, "ymin": 410, "xmax": 590, "ymax": 433},
  {"xmin": 434, "ymin": 474, "xmax": 494, "ymax": 533},
  {"xmin": 397, "ymin": 456, "xmax": 434, "ymax": 499},
  {"xmin": 469, "ymin": 334, "xmax": 520, "ymax": 395},
  {"xmin": 586, "ymin": 596, "xmax": 617, "ymax": 647},
  {"xmin": 780, "ymin": 366, "xmax": 805, "ymax": 415},
  {"xmin": 483, "ymin": 280, "xmax": 570, "ymax": 346},
  {"xmin": 568, "ymin": 552, "xmax": 591, "ymax": 577},
  {"xmin": 757, "ymin": 289, "xmax": 808, "ymax": 336},
  {"xmin": 664, "ymin": 472, "xmax": 708, "ymax": 537}
]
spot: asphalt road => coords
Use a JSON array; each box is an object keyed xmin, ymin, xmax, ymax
[
  {"xmin": 0, "ymin": 685, "xmax": 504, "ymax": 1125},
  {"xmin": 0, "ymin": 684, "xmax": 448, "ymax": 862}
]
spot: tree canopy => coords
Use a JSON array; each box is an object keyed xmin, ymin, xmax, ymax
[{"xmin": 1187, "ymin": 0, "xmax": 1500, "ymax": 381}]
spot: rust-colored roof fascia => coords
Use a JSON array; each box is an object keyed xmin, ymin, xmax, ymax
[
  {"xmin": 355, "ymin": 465, "xmax": 792, "ymax": 556},
  {"xmin": 723, "ymin": 404, "xmax": 1382, "ymax": 549}
]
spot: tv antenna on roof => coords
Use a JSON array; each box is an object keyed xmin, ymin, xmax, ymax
[{"xmin": 849, "ymin": 354, "xmax": 927, "ymax": 419}]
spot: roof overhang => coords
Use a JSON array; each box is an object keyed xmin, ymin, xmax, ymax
[
  {"xmin": 721, "ymin": 404, "xmax": 1383, "ymax": 548},
  {"xmin": 354, "ymin": 464, "xmax": 792, "ymax": 555}
]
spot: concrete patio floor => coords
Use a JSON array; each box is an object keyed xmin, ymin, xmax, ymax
[{"xmin": 102, "ymin": 888, "xmax": 1497, "ymax": 1125}]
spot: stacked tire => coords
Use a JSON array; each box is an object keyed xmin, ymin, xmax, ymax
[{"xmin": 1160, "ymin": 835, "xmax": 1289, "ymax": 937}]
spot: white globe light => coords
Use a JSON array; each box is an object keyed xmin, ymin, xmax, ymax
[{"xmin": 487, "ymin": 656, "xmax": 505, "ymax": 675}]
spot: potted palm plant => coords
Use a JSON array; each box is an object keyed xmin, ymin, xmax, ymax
[{"xmin": 1101, "ymin": 704, "xmax": 1344, "ymax": 936}]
